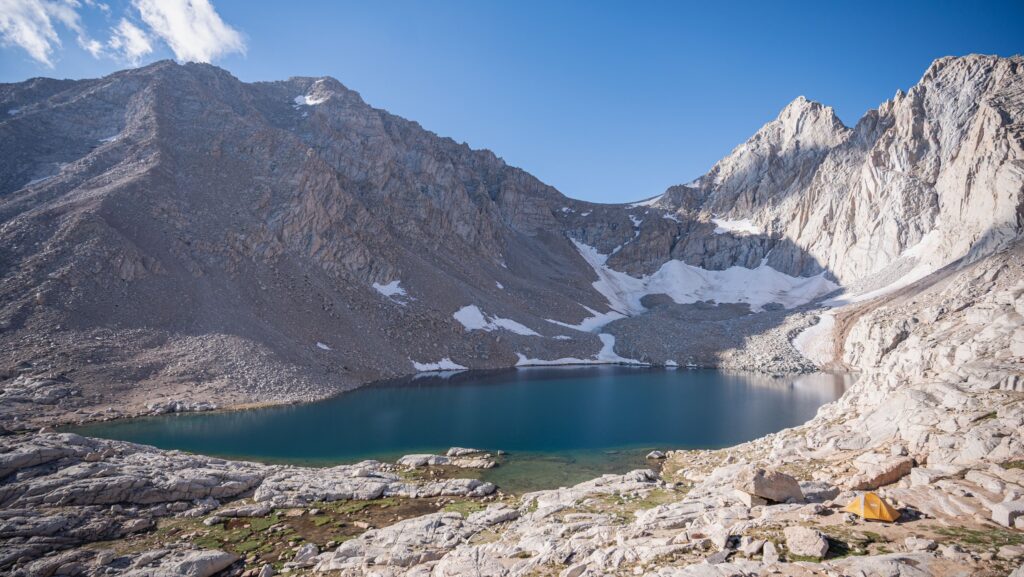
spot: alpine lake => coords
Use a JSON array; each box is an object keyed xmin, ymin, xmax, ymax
[{"xmin": 72, "ymin": 367, "xmax": 850, "ymax": 493}]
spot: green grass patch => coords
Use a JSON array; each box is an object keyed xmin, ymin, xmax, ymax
[
  {"xmin": 442, "ymin": 500, "xmax": 487, "ymax": 517},
  {"xmin": 235, "ymin": 540, "xmax": 263, "ymax": 553},
  {"xmin": 788, "ymin": 553, "xmax": 826, "ymax": 562},
  {"xmin": 933, "ymin": 525, "xmax": 1024, "ymax": 548},
  {"xmin": 193, "ymin": 535, "xmax": 222, "ymax": 549},
  {"xmin": 319, "ymin": 497, "xmax": 400, "ymax": 515},
  {"xmin": 248, "ymin": 514, "xmax": 280, "ymax": 532},
  {"xmin": 1001, "ymin": 460, "xmax": 1024, "ymax": 470}
]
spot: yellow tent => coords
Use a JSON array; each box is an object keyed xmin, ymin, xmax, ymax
[{"xmin": 843, "ymin": 492, "xmax": 900, "ymax": 522}]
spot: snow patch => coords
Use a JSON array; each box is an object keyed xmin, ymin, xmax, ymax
[
  {"xmin": 515, "ymin": 333, "xmax": 643, "ymax": 367},
  {"xmin": 294, "ymin": 94, "xmax": 330, "ymax": 106},
  {"xmin": 8, "ymin": 108, "xmax": 20, "ymax": 116},
  {"xmin": 495, "ymin": 281, "xmax": 504, "ymax": 289},
  {"xmin": 552, "ymin": 240, "xmax": 838, "ymax": 330},
  {"xmin": 792, "ymin": 313, "xmax": 835, "ymax": 366},
  {"xmin": 373, "ymin": 280, "xmax": 406, "ymax": 297},
  {"xmin": 412, "ymin": 358, "xmax": 468, "ymax": 372},
  {"xmin": 629, "ymin": 214, "xmax": 643, "ymax": 237},
  {"xmin": 293, "ymin": 82, "xmax": 331, "ymax": 108},
  {"xmin": 546, "ymin": 305, "xmax": 625, "ymax": 332},
  {"xmin": 413, "ymin": 370, "xmax": 464, "ymax": 380},
  {"xmin": 794, "ymin": 229, "xmax": 947, "ymax": 366},
  {"xmin": 711, "ymin": 217, "xmax": 760, "ymax": 235},
  {"xmin": 824, "ymin": 228, "xmax": 944, "ymax": 307},
  {"xmin": 99, "ymin": 134, "xmax": 120, "ymax": 143},
  {"xmin": 453, "ymin": 305, "xmax": 539, "ymax": 336},
  {"xmin": 315, "ymin": 342, "xmax": 332, "ymax": 351},
  {"xmin": 372, "ymin": 280, "xmax": 410, "ymax": 304},
  {"xmin": 595, "ymin": 333, "xmax": 639, "ymax": 363},
  {"xmin": 628, "ymin": 194, "xmax": 663, "ymax": 208},
  {"xmin": 663, "ymin": 213, "xmax": 682, "ymax": 223}
]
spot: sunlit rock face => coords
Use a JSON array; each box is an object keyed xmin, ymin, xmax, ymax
[{"xmin": 653, "ymin": 54, "xmax": 1024, "ymax": 288}]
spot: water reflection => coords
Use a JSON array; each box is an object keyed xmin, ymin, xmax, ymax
[{"xmin": 72, "ymin": 367, "xmax": 849, "ymax": 471}]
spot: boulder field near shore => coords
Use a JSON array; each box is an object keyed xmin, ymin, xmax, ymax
[{"xmin": 0, "ymin": 244, "xmax": 1022, "ymax": 577}]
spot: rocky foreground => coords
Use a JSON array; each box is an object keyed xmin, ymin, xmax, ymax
[{"xmin": 1, "ymin": 245, "xmax": 1022, "ymax": 577}]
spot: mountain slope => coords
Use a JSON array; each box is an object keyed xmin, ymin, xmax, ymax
[{"xmin": 0, "ymin": 55, "xmax": 1021, "ymax": 425}]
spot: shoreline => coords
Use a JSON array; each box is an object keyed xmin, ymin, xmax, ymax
[
  {"xmin": 58, "ymin": 367, "xmax": 849, "ymax": 487},
  {"xmin": 35, "ymin": 361, "xmax": 844, "ymax": 432}
]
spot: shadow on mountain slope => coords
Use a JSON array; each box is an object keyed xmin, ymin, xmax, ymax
[{"xmin": 0, "ymin": 61, "xmax": 864, "ymax": 426}]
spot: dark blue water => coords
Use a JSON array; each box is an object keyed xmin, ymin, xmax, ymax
[{"xmin": 72, "ymin": 367, "xmax": 848, "ymax": 491}]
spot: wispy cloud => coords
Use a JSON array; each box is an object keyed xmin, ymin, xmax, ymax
[
  {"xmin": 132, "ymin": 0, "xmax": 244, "ymax": 63},
  {"xmin": 0, "ymin": 0, "xmax": 89, "ymax": 67},
  {"xmin": 107, "ymin": 17, "xmax": 151, "ymax": 64},
  {"xmin": 0, "ymin": 0, "xmax": 244, "ymax": 67}
]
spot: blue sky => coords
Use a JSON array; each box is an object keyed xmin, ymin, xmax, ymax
[{"xmin": 2, "ymin": 1, "xmax": 1023, "ymax": 203}]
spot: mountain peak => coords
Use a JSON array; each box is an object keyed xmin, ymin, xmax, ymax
[
  {"xmin": 776, "ymin": 95, "xmax": 846, "ymax": 132},
  {"xmin": 781, "ymin": 94, "xmax": 813, "ymax": 111}
]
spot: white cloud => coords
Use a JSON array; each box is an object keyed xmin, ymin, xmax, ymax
[
  {"xmin": 132, "ymin": 0, "xmax": 244, "ymax": 63},
  {"xmin": 82, "ymin": 0, "xmax": 109, "ymax": 12},
  {"xmin": 107, "ymin": 17, "xmax": 151, "ymax": 63},
  {"xmin": 81, "ymin": 35, "xmax": 102, "ymax": 56},
  {"xmin": 0, "ymin": 0, "xmax": 243, "ymax": 67},
  {"xmin": 0, "ymin": 0, "xmax": 88, "ymax": 67}
]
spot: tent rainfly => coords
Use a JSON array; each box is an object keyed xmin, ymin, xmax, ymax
[{"xmin": 843, "ymin": 492, "xmax": 900, "ymax": 522}]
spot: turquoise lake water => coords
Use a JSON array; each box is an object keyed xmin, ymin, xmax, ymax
[{"xmin": 72, "ymin": 367, "xmax": 849, "ymax": 492}]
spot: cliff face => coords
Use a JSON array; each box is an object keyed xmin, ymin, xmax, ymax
[
  {"xmin": 650, "ymin": 54, "xmax": 1024, "ymax": 287},
  {"xmin": 0, "ymin": 55, "xmax": 1021, "ymax": 421}
]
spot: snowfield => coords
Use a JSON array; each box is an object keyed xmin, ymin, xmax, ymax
[
  {"xmin": 453, "ymin": 305, "xmax": 539, "ymax": 336},
  {"xmin": 824, "ymin": 228, "xmax": 945, "ymax": 308},
  {"xmin": 570, "ymin": 240, "xmax": 839, "ymax": 318},
  {"xmin": 792, "ymin": 313, "xmax": 835, "ymax": 366},
  {"xmin": 711, "ymin": 217, "xmax": 760, "ymax": 235},
  {"xmin": 793, "ymin": 228, "xmax": 947, "ymax": 365},
  {"xmin": 411, "ymin": 358, "xmax": 468, "ymax": 372}
]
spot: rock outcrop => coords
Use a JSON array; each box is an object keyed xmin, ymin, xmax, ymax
[
  {"xmin": 783, "ymin": 526, "xmax": 829, "ymax": 559},
  {"xmin": 733, "ymin": 466, "xmax": 804, "ymax": 503}
]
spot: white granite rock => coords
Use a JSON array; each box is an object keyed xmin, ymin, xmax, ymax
[{"xmin": 783, "ymin": 526, "xmax": 828, "ymax": 559}]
